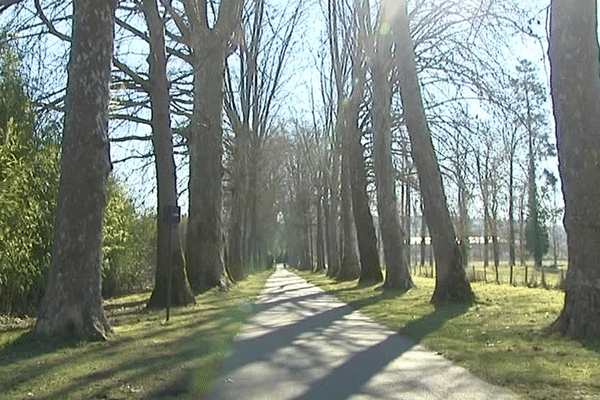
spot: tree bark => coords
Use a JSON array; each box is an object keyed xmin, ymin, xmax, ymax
[
  {"xmin": 548, "ymin": 0, "xmax": 600, "ymax": 337},
  {"xmin": 315, "ymin": 192, "xmax": 326, "ymax": 272},
  {"xmin": 34, "ymin": 0, "xmax": 116, "ymax": 340},
  {"xmin": 392, "ymin": 0, "xmax": 473, "ymax": 304},
  {"xmin": 371, "ymin": 52, "xmax": 413, "ymax": 291},
  {"xmin": 347, "ymin": 104, "xmax": 382, "ymax": 282},
  {"xmin": 185, "ymin": 1, "xmax": 242, "ymax": 291},
  {"xmin": 299, "ymin": 186, "xmax": 313, "ymax": 271},
  {"xmin": 187, "ymin": 44, "xmax": 227, "ymax": 291},
  {"xmin": 143, "ymin": 0, "xmax": 195, "ymax": 309},
  {"xmin": 325, "ymin": 149, "xmax": 341, "ymax": 277},
  {"xmin": 227, "ymin": 126, "xmax": 248, "ymax": 282},
  {"xmin": 508, "ymin": 145, "xmax": 515, "ymax": 284},
  {"xmin": 338, "ymin": 110, "xmax": 361, "ymax": 281},
  {"xmin": 345, "ymin": 0, "xmax": 383, "ymax": 284}
]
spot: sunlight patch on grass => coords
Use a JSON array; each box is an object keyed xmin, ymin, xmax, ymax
[
  {"xmin": 297, "ymin": 270, "xmax": 600, "ymax": 400},
  {"xmin": 0, "ymin": 269, "xmax": 272, "ymax": 400}
]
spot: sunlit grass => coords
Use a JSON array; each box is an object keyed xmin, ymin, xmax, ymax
[
  {"xmin": 412, "ymin": 260, "xmax": 567, "ymax": 287},
  {"xmin": 0, "ymin": 269, "xmax": 272, "ymax": 400},
  {"xmin": 297, "ymin": 270, "xmax": 600, "ymax": 400}
]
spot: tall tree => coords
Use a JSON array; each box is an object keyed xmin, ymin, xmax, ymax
[
  {"xmin": 348, "ymin": 0, "xmax": 383, "ymax": 283},
  {"xmin": 224, "ymin": 0, "xmax": 303, "ymax": 279},
  {"xmin": 338, "ymin": 103, "xmax": 361, "ymax": 280},
  {"xmin": 143, "ymin": 0, "xmax": 195, "ymax": 308},
  {"xmin": 176, "ymin": 0, "xmax": 243, "ymax": 291},
  {"xmin": 34, "ymin": 0, "xmax": 117, "ymax": 340},
  {"xmin": 324, "ymin": 0, "xmax": 349, "ymax": 279},
  {"xmin": 370, "ymin": 4, "xmax": 413, "ymax": 291},
  {"xmin": 548, "ymin": 0, "xmax": 600, "ymax": 337},
  {"xmin": 391, "ymin": 0, "xmax": 473, "ymax": 304}
]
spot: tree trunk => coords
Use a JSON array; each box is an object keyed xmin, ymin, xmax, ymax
[
  {"xmin": 228, "ymin": 129, "xmax": 248, "ymax": 282},
  {"xmin": 548, "ymin": 0, "xmax": 600, "ymax": 337},
  {"xmin": 325, "ymin": 150, "xmax": 341, "ymax": 277},
  {"xmin": 492, "ymin": 220, "xmax": 500, "ymax": 284},
  {"xmin": 246, "ymin": 153, "xmax": 261, "ymax": 270},
  {"xmin": 420, "ymin": 209, "xmax": 426, "ymax": 269},
  {"xmin": 143, "ymin": 0, "xmax": 195, "ymax": 308},
  {"xmin": 299, "ymin": 187, "xmax": 313, "ymax": 271},
  {"xmin": 393, "ymin": 0, "xmax": 473, "ymax": 304},
  {"xmin": 315, "ymin": 192, "xmax": 326, "ymax": 272},
  {"xmin": 186, "ymin": 45, "xmax": 228, "ymax": 292},
  {"xmin": 34, "ymin": 0, "xmax": 116, "ymax": 340},
  {"xmin": 483, "ymin": 201, "xmax": 489, "ymax": 282},
  {"xmin": 347, "ymin": 102, "xmax": 382, "ymax": 283},
  {"xmin": 508, "ymin": 148, "xmax": 515, "ymax": 284},
  {"xmin": 184, "ymin": 0, "xmax": 242, "ymax": 292},
  {"xmin": 338, "ymin": 117, "xmax": 361, "ymax": 281},
  {"xmin": 371, "ymin": 55, "xmax": 413, "ymax": 291}
]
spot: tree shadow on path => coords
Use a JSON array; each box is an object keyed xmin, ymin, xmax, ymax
[{"xmin": 288, "ymin": 300, "xmax": 470, "ymax": 400}]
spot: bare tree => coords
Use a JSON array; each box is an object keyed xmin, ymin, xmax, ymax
[
  {"xmin": 391, "ymin": 0, "xmax": 473, "ymax": 304},
  {"xmin": 369, "ymin": 0, "xmax": 413, "ymax": 291},
  {"xmin": 142, "ymin": 0, "xmax": 195, "ymax": 308},
  {"xmin": 166, "ymin": 0, "xmax": 243, "ymax": 291},
  {"xmin": 224, "ymin": 0, "xmax": 303, "ymax": 278},
  {"xmin": 348, "ymin": 0, "xmax": 382, "ymax": 283}
]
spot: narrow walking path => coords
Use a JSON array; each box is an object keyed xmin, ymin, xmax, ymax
[{"xmin": 207, "ymin": 266, "xmax": 518, "ymax": 400}]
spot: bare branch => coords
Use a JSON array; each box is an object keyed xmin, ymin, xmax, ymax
[
  {"xmin": 110, "ymin": 135, "xmax": 153, "ymax": 143},
  {"xmin": 34, "ymin": 0, "xmax": 71, "ymax": 42}
]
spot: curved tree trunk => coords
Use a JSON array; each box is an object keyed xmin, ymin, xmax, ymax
[
  {"xmin": 34, "ymin": 0, "xmax": 116, "ymax": 340},
  {"xmin": 393, "ymin": 0, "xmax": 472, "ymax": 304},
  {"xmin": 371, "ymin": 55, "xmax": 413, "ymax": 291},
  {"xmin": 548, "ymin": 0, "xmax": 600, "ymax": 337},
  {"xmin": 143, "ymin": 0, "xmax": 195, "ymax": 309}
]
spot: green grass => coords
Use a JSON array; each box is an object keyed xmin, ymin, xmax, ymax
[
  {"xmin": 413, "ymin": 260, "xmax": 566, "ymax": 288},
  {"xmin": 0, "ymin": 269, "xmax": 272, "ymax": 400},
  {"xmin": 296, "ymin": 270, "xmax": 600, "ymax": 400}
]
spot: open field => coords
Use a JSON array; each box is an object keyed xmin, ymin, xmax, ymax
[
  {"xmin": 0, "ymin": 270, "xmax": 272, "ymax": 400},
  {"xmin": 296, "ymin": 270, "xmax": 600, "ymax": 400}
]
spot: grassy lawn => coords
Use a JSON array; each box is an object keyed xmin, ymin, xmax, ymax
[
  {"xmin": 412, "ymin": 261, "xmax": 567, "ymax": 288},
  {"xmin": 0, "ymin": 269, "xmax": 272, "ymax": 400},
  {"xmin": 296, "ymin": 270, "xmax": 600, "ymax": 400}
]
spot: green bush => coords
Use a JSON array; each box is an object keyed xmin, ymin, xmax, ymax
[
  {"xmin": 0, "ymin": 39, "xmax": 59, "ymax": 315},
  {"xmin": 102, "ymin": 177, "xmax": 156, "ymax": 297}
]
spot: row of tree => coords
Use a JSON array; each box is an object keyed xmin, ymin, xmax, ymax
[
  {"xmin": 0, "ymin": 0, "xmax": 597, "ymax": 338},
  {"xmin": 278, "ymin": 0, "xmax": 599, "ymax": 337}
]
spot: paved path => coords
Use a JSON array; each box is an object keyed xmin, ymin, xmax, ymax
[{"xmin": 207, "ymin": 267, "xmax": 519, "ymax": 400}]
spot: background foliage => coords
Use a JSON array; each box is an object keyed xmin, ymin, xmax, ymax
[{"xmin": 0, "ymin": 35, "xmax": 156, "ymax": 315}]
